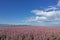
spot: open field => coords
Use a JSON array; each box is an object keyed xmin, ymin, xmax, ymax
[{"xmin": 0, "ymin": 26, "xmax": 60, "ymax": 40}]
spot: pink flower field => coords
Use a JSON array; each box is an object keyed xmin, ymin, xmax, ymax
[{"xmin": 0, "ymin": 26, "xmax": 60, "ymax": 40}]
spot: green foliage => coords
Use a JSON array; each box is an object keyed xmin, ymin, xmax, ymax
[
  {"xmin": 47, "ymin": 38, "xmax": 50, "ymax": 40},
  {"xmin": 0, "ymin": 35, "xmax": 6, "ymax": 40},
  {"xmin": 30, "ymin": 34, "xmax": 34, "ymax": 40},
  {"xmin": 58, "ymin": 37, "xmax": 60, "ymax": 40},
  {"xmin": 22, "ymin": 34, "xmax": 25, "ymax": 40},
  {"xmin": 53, "ymin": 37, "xmax": 57, "ymax": 40}
]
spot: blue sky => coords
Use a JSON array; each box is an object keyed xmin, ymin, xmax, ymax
[{"xmin": 0, "ymin": 0, "xmax": 60, "ymax": 26}]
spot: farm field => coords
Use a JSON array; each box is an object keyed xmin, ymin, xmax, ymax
[{"xmin": 0, "ymin": 26, "xmax": 60, "ymax": 40}]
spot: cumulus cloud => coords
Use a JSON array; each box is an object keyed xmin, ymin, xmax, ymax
[
  {"xmin": 36, "ymin": 16, "xmax": 47, "ymax": 21},
  {"xmin": 25, "ymin": 6, "xmax": 60, "ymax": 26},
  {"xmin": 31, "ymin": 7, "xmax": 60, "ymax": 22},
  {"xmin": 23, "ymin": 0, "xmax": 60, "ymax": 26},
  {"xmin": 31, "ymin": 10, "xmax": 56, "ymax": 17}
]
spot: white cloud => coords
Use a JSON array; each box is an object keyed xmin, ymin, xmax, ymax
[
  {"xmin": 36, "ymin": 16, "xmax": 47, "ymax": 21},
  {"xmin": 23, "ymin": 0, "xmax": 60, "ymax": 26},
  {"xmin": 25, "ymin": 17, "xmax": 36, "ymax": 22},
  {"xmin": 31, "ymin": 10, "xmax": 45, "ymax": 15},
  {"xmin": 32, "ymin": 10, "xmax": 56, "ymax": 17},
  {"xmin": 45, "ymin": 6, "xmax": 57, "ymax": 11},
  {"xmin": 57, "ymin": 0, "xmax": 60, "ymax": 6},
  {"xmin": 27, "ymin": 6, "xmax": 60, "ymax": 24}
]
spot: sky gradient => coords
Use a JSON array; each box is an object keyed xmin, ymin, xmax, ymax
[{"xmin": 0, "ymin": 0, "xmax": 60, "ymax": 26}]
